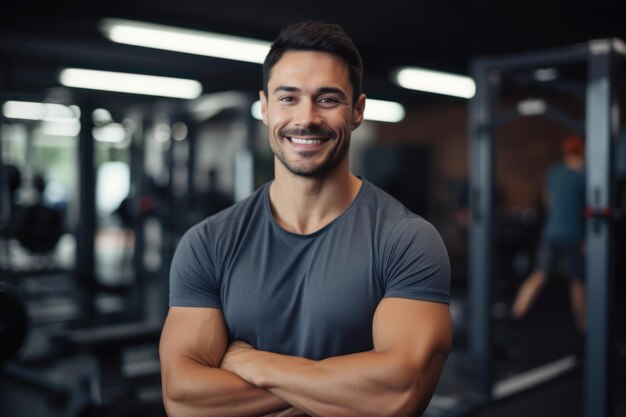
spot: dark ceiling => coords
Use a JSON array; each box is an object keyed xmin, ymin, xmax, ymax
[{"xmin": 0, "ymin": 0, "xmax": 624, "ymax": 109}]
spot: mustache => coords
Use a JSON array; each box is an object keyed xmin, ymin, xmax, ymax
[{"xmin": 279, "ymin": 127, "xmax": 336, "ymax": 139}]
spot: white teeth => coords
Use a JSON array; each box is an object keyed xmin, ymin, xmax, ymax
[{"xmin": 290, "ymin": 137, "xmax": 324, "ymax": 144}]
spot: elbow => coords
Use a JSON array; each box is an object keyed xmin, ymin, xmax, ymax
[
  {"xmin": 375, "ymin": 382, "xmax": 429, "ymax": 417},
  {"xmin": 161, "ymin": 372, "xmax": 196, "ymax": 417},
  {"xmin": 381, "ymin": 360, "xmax": 446, "ymax": 417},
  {"xmin": 162, "ymin": 395, "xmax": 179, "ymax": 417},
  {"xmin": 163, "ymin": 382, "xmax": 183, "ymax": 404},
  {"xmin": 392, "ymin": 390, "xmax": 427, "ymax": 417},
  {"xmin": 385, "ymin": 380, "xmax": 424, "ymax": 417},
  {"xmin": 162, "ymin": 381, "xmax": 185, "ymax": 417},
  {"xmin": 162, "ymin": 387, "xmax": 203, "ymax": 417}
]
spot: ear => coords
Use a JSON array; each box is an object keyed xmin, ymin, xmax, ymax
[
  {"xmin": 352, "ymin": 93, "xmax": 366, "ymax": 130},
  {"xmin": 259, "ymin": 90, "xmax": 269, "ymax": 126}
]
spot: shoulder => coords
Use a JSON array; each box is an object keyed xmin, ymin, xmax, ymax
[
  {"xmin": 382, "ymin": 214, "xmax": 449, "ymax": 267},
  {"xmin": 359, "ymin": 179, "xmax": 449, "ymax": 269},
  {"xmin": 358, "ymin": 180, "xmax": 435, "ymax": 236},
  {"xmin": 367, "ymin": 194, "xmax": 450, "ymax": 303},
  {"xmin": 175, "ymin": 183, "xmax": 269, "ymax": 260},
  {"xmin": 358, "ymin": 179, "xmax": 416, "ymax": 221}
]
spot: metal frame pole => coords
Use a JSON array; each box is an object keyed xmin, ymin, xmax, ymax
[
  {"xmin": 468, "ymin": 60, "xmax": 498, "ymax": 401},
  {"xmin": 584, "ymin": 39, "xmax": 620, "ymax": 417},
  {"xmin": 127, "ymin": 106, "xmax": 146, "ymax": 321},
  {"xmin": 0, "ymin": 110, "xmax": 7, "ymax": 230},
  {"xmin": 76, "ymin": 99, "xmax": 97, "ymax": 321}
]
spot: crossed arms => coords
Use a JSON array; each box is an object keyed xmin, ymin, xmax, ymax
[{"xmin": 159, "ymin": 297, "xmax": 452, "ymax": 417}]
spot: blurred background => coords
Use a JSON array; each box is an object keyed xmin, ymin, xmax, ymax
[{"xmin": 0, "ymin": 1, "xmax": 625, "ymax": 416}]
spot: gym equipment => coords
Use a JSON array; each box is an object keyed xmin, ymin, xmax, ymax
[
  {"xmin": 0, "ymin": 282, "xmax": 29, "ymax": 362},
  {"xmin": 5, "ymin": 163, "xmax": 21, "ymax": 195},
  {"xmin": 13, "ymin": 203, "xmax": 64, "ymax": 253},
  {"xmin": 53, "ymin": 320, "xmax": 163, "ymax": 416},
  {"xmin": 468, "ymin": 38, "xmax": 625, "ymax": 417},
  {"xmin": 0, "ymin": 163, "xmax": 22, "ymax": 237}
]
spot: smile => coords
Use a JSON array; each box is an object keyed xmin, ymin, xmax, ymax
[{"xmin": 287, "ymin": 137, "xmax": 330, "ymax": 144}]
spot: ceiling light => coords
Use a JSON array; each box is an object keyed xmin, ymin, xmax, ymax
[
  {"xmin": 2, "ymin": 101, "xmax": 77, "ymax": 121},
  {"xmin": 534, "ymin": 68, "xmax": 558, "ymax": 82},
  {"xmin": 363, "ymin": 98, "xmax": 405, "ymax": 123},
  {"xmin": 190, "ymin": 91, "xmax": 251, "ymax": 120},
  {"xmin": 101, "ymin": 18, "xmax": 271, "ymax": 64},
  {"xmin": 59, "ymin": 68, "xmax": 202, "ymax": 99},
  {"xmin": 517, "ymin": 98, "xmax": 547, "ymax": 116},
  {"xmin": 93, "ymin": 123, "xmax": 127, "ymax": 143},
  {"xmin": 251, "ymin": 101, "xmax": 263, "ymax": 120},
  {"xmin": 393, "ymin": 67, "xmax": 476, "ymax": 99}
]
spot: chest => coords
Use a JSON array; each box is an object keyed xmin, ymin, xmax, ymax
[{"xmin": 219, "ymin": 226, "xmax": 383, "ymax": 356}]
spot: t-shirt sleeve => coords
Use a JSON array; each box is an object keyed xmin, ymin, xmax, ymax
[
  {"xmin": 381, "ymin": 216, "xmax": 451, "ymax": 304},
  {"xmin": 169, "ymin": 222, "xmax": 222, "ymax": 308}
]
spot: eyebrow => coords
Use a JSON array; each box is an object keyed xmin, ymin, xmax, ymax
[
  {"xmin": 272, "ymin": 86, "xmax": 349, "ymax": 99},
  {"xmin": 317, "ymin": 87, "xmax": 348, "ymax": 99},
  {"xmin": 273, "ymin": 86, "xmax": 301, "ymax": 94}
]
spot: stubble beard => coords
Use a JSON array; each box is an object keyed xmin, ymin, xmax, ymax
[{"xmin": 271, "ymin": 133, "xmax": 350, "ymax": 178}]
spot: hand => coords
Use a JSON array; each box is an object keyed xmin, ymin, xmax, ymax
[
  {"xmin": 225, "ymin": 340, "xmax": 255, "ymax": 354},
  {"xmin": 221, "ymin": 340, "xmax": 258, "ymax": 384},
  {"xmin": 223, "ymin": 342, "xmax": 306, "ymax": 416}
]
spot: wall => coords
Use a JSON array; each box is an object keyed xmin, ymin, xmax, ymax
[{"xmin": 375, "ymin": 99, "xmax": 582, "ymax": 213}]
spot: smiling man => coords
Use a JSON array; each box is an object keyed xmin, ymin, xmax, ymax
[{"xmin": 160, "ymin": 21, "xmax": 452, "ymax": 417}]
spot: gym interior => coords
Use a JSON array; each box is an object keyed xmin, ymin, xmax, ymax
[{"xmin": 1, "ymin": 3, "xmax": 625, "ymax": 417}]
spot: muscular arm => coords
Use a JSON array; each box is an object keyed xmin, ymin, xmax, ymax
[
  {"xmin": 160, "ymin": 307, "xmax": 302, "ymax": 417},
  {"xmin": 222, "ymin": 298, "xmax": 452, "ymax": 417}
]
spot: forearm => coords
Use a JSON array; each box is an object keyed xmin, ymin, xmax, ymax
[
  {"xmin": 162, "ymin": 358, "xmax": 293, "ymax": 417},
  {"xmin": 229, "ymin": 349, "xmax": 446, "ymax": 417}
]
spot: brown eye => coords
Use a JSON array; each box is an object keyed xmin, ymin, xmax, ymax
[{"xmin": 319, "ymin": 97, "xmax": 339, "ymax": 105}]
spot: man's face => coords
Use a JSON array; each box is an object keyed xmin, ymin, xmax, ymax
[{"xmin": 260, "ymin": 51, "xmax": 365, "ymax": 178}]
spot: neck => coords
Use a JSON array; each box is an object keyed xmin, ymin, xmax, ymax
[{"xmin": 269, "ymin": 159, "xmax": 362, "ymax": 234}]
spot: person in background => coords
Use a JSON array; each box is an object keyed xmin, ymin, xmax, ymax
[{"xmin": 511, "ymin": 135, "xmax": 586, "ymax": 334}]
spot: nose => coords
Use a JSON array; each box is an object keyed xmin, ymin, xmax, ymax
[{"xmin": 294, "ymin": 99, "xmax": 321, "ymax": 128}]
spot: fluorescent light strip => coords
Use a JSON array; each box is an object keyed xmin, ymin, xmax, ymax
[
  {"xmin": 394, "ymin": 67, "xmax": 476, "ymax": 99},
  {"xmin": 364, "ymin": 98, "xmax": 405, "ymax": 123},
  {"xmin": 101, "ymin": 18, "xmax": 271, "ymax": 64},
  {"xmin": 2, "ymin": 101, "xmax": 76, "ymax": 121},
  {"xmin": 250, "ymin": 98, "xmax": 405, "ymax": 123},
  {"xmin": 59, "ymin": 68, "xmax": 202, "ymax": 99}
]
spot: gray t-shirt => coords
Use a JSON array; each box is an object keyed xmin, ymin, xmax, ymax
[{"xmin": 170, "ymin": 179, "xmax": 450, "ymax": 360}]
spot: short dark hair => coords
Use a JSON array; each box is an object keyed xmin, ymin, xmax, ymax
[
  {"xmin": 263, "ymin": 21, "xmax": 363, "ymax": 104},
  {"xmin": 562, "ymin": 135, "xmax": 585, "ymax": 157}
]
